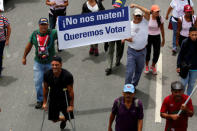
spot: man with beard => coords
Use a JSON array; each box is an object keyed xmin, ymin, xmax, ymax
[
  {"xmin": 108, "ymin": 84, "xmax": 144, "ymax": 131},
  {"xmin": 42, "ymin": 56, "xmax": 74, "ymax": 129},
  {"xmin": 160, "ymin": 81, "xmax": 194, "ymax": 131}
]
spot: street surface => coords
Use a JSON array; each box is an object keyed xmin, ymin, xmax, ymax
[{"xmin": 0, "ymin": 0, "xmax": 197, "ymax": 131}]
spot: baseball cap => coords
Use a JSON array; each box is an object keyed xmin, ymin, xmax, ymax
[
  {"xmin": 184, "ymin": 5, "xmax": 193, "ymax": 12},
  {"xmin": 171, "ymin": 81, "xmax": 184, "ymax": 90},
  {"xmin": 39, "ymin": 18, "xmax": 48, "ymax": 25},
  {"xmin": 134, "ymin": 8, "xmax": 143, "ymax": 16},
  {"xmin": 151, "ymin": 5, "xmax": 160, "ymax": 12},
  {"xmin": 123, "ymin": 84, "xmax": 135, "ymax": 93},
  {"xmin": 113, "ymin": 0, "xmax": 123, "ymax": 8}
]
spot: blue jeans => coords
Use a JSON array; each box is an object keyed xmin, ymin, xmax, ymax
[
  {"xmin": 125, "ymin": 47, "xmax": 146, "ymax": 86},
  {"xmin": 171, "ymin": 19, "xmax": 177, "ymax": 51},
  {"xmin": 181, "ymin": 70, "xmax": 197, "ymax": 95},
  {"xmin": 0, "ymin": 41, "xmax": 5, "ymax": 75},
  {"xmin": 33, "ymin": 61, "xmax": 51, "ymax": 102},
  {"xmin": 49, "ymin": 14, "xmax": 57, "ymax": 29}
]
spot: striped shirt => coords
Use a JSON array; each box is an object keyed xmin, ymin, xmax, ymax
[{"xmin": 0, "ymin": 15, "xmax": 9, "ymax": 41}]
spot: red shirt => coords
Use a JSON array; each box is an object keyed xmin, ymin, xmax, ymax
[{"xmin": 160, "ymin": 94, "xmax": 194, "ymax": 131}]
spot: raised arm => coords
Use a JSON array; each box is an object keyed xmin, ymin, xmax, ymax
[{"xmin": 130, "ymin": 4, "xmax": 150, "ymax": 21}]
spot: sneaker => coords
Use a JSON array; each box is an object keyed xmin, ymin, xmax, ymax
[
  {"xmin": 89, "ymin": 48, "xmax": 94, "ymax": 55},
  {"xmin": 105, "ymin": 68, "xmax": 112, "ymax": 76},
  {"xmin": 94, "ymin": 48, "xmax": 99, "ymax": 56},
  {"xmin": 151, "ymin": 66, "xmax": 157, "ymax": 75},
  {"xmin": 115, "ymin": 61, "xmax": 120, "ymax": 66},
  {"xmin": 35, "ymin": 102, "xmax": 43, "ymax": 109},
  {"xmin": 172, "ymin": 50, "xmax": 177, "ymax": 56},
  {"xmin": 144, "ymin": 66, "xmax": 149, "ymax": 74},
  {"xmin": 58, "ymin": 49, "xmax": 62, "ymax": 52},
  {"xmin": 60, "ymin": 120, "xmax": 67, "ymax": 129}
]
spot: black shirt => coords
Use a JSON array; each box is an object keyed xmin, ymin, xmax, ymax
[
  {"xmin": 44, "ymin": 69, "xmax": 74, "ymax": 104},
  {"xmin": 177, "ymin": 38, "xmax": 197, "ymax": 70}
]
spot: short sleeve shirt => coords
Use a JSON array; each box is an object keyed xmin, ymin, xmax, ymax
[
  {"xmin": 49, "ymin": 0, "xmax": 68, "ymax": 10},
  {"xmin": 170, "ymin": 0, "xmax": 194, "ymax": 21},
  {"xmin": 44, "ymin": 69, "xmax": 74, "ymax": 104},
  {"xmin": 112, "ymin": 97, "xmax": 144, "ymax": 131},
  {"xmin": 148, "ymin": 15, "xmax": 164, "ymax": 35},
  {"xmin": 128, "ymin": 18, "xmax": 148, "ymax": 50},
  {"xmin": 0, "ymin": 15, "xmax": 9, "ymax": 41},
  {"xmin": 29, "ymin": 29, "xmax": 57, "ymax": 64},
  {"xmin": 160, "ymin": 94, "xmax": 194, "ymax": 131}
]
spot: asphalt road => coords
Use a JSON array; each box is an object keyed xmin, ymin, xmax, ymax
[{"xmin": 0, "ymin": 0, "xmax": 197, "ymax": 131}]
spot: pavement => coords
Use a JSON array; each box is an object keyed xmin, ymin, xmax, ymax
[{"xmin": 0, "ymin": 0, "xmax": 197, "ymax": 131}]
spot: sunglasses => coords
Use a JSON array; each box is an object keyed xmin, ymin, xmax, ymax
[{"xmin": 135, "ymin": 15, "xmax": 142, "ymax": 17}]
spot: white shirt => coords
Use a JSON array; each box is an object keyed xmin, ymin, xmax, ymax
[
  {"xmin": 49, "ymin": 0, "xmax": 67, "ymax": 10},
  {"xmin": 170, "ymin": 0, "xmax": 194, "ymax": 22},
  {"xmin": 87, "ymin": 1, "xmax": 99, "ymax": 12},
  {"xmin": 148, "ymin": 15, "xmax": 164, "ymax": 35},
  {"xmin": 180, "ymin": 15, "xmax": 196, "ymax": 37},
  {"xmin": 128, "ymin": 18, "xmax": 148, "ymax": 50}
]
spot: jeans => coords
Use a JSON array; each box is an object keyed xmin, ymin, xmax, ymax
[
  {"xmin": 107, "ymin": 40, "xmax": 124, "ymax": 69},
  {"xmin": 33, "ymin": 61, "xmax": 51, "ymax": 102},
  {"xmin": 49, "ymin": 14, "xmax": 57, "ymax": 29},
  {"xmin": 146, "ymin": 35, "xmax": 161, "ymax": 64},
  {"xmin": 171, "ymin": 20, "xmax": 178, "ymax": 51},
  {"xmin": 181, "ymin": 70, "xmax": 197, "ymax": 95},
  {"xmin": 125, "ymin": 47, "xmax": 146, "ymax": 86},
  {"xmin": 0, "ymin": 41, "xmax": 5, "ymax": 75}
]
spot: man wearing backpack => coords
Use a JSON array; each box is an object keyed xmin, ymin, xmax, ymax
[
  {"xmin": 108, "ymin": 84, "xmax": 144, "ymax": 131},
  {"xmin": 22, "ymin": 18, "xmax": 57, "ymax": 109}
]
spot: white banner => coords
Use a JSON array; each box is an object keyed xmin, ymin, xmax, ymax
[
  {"xmin": 0, "ymin": 0, "xmax": 4, "ymax": 11},
  {"xmin": 57, "ymin": 7, "xmax": 131, "ymax": 49}
]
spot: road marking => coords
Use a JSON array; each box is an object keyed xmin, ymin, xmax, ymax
[{"xmin": 155, "ymin": 52, "xmax": 162, "ymax": 123}]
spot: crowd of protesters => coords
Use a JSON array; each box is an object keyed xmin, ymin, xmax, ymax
[{"xmin": 0, "ymin": 0, "xmax": 196, "ymax": 130}]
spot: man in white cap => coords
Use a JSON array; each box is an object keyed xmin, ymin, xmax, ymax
[
  {"xmin": 123, "ymin": 4, "xmax": 149, "ymax": 87},
  {"xmin": 108, "ymin": 84, "xmax": 144, "ymax": 131}
]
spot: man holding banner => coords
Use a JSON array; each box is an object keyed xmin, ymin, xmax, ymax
[
  {"xmin": 160, "ymin": 81, "xmax": 194, "ymax": 131},
  {"xmin": 46, "ymin": 0, "xmax": 69, "ymax": 52},
  {"xmin": 105, "ymin": 0, "xmax": 126, "ymax": 76},
  {"xmin": 123, "ymin": 4, "xmax": 149, "ymax": 86}
]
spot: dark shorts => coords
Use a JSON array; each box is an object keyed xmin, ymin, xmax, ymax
[{"xmin": 48, "ymin": 103, "xmax": 74, "ymax": 121}]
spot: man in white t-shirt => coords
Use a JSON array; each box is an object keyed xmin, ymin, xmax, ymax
[{"xmin": 123, "ymin": 4, "xmax": 149, "ymax": 87}]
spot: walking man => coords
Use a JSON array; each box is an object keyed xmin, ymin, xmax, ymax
[
  {"xmin": 108, "ymin": 84, "xmax": 143, "ymax": 131},
  {"xmin": 105, "ymin": 0, "xmax": 126, "ymax": 75},
  {"xmin": 42, "ymin": 56, "xmax": 74, "ymax": 129},
  {"xmin": 123, "ymin": 4, "xmax": 149, "ymax": 86},
  {"xmin": 22, "ymin": 18, "xmax": 57, "ymax": 109},
  {"xmin": 160, "ymin": 81, "xmax": 194, "ymax": 131},
  {"xmin": 177, "ymin": 27, "xmax": 197, "ymax": 95},
  {"xmin": 0, "ymin": 10, "xmax": 11, "ymax": 77},
  {"xmin": 46, "ymin": 0, "xmax": 68, "ymax": 52}
]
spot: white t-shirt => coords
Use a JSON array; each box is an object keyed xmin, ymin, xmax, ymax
[
  {"xmin": 148, "ymin": 15, "xmax": 164, "ymax": 35},
  {"xmin": 49, "ymin": 0, "xmax": 67, "ymax": 10},
  {"xmin": 128, "ymin": 18, "xmax": 148, "ymax": 50},
  {"xmin": 180, "ymin": 15, "xmax": 196, "ymax": 37},
  {"xmin": 170, "ymin": 0, "xmax": 194, "ymax": 22},
  {"xmin": 87, "ymin": 1, "xmax": 99, "ymax": 12}
]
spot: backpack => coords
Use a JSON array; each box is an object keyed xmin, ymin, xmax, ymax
[{"xmin": 116, "ymin": 96, "xmax": 140, "ymax": 109}]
